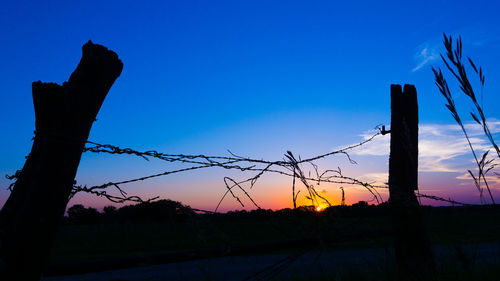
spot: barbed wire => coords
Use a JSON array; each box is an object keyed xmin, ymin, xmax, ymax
[
  {"xmin": 5, "ymin": 170, "xmax": 21, "ymax": 191},
  {"xmin": 4, "ymin": 126, "xmax": 478, "ymax": 209},
  {"xmin": 415, "ymin": 192, "xmax": 472, "ymax": 206},
  {"xmin": 80, "ymin": 130, "xmax": 386, "ymax": 210}
]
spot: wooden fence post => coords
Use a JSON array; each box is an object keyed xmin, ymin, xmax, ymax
[
  {"xmin": 0, "ymin": 41, "xmax": 123, "ymax": 280},
  {"xmin": 389, "ymin": 84, "xmax": 434, "ymax": 279}
]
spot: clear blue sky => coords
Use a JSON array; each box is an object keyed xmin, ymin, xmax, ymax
[{"xmin": 1, "ymin": 0, "xmax": 500, "ymax": 211}]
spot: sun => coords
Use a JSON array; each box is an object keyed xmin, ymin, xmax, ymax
[{"xmin": 316, "ymin": 206, "xmax": 322, "ymax": 212}]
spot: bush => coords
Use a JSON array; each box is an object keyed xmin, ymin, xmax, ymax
[{"xmin": 67, "ymin": 204, "xmax": 100, "ymax": 224}]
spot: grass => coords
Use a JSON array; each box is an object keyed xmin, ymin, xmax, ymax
[
  {"xmin": 433, "ymin": 33, "xmax": 499, "ymax": 204},
  {"xmin": 47, "ymin": 206, "xmax": 500, "ymax": 267}
]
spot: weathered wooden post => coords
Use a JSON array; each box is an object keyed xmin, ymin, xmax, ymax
[
  {"xmin": 0, "ymin": 41, "xmax": 123, "ymax": 280},
  {"xmin": 389, "ymin": 84, "xmax": 434, "ymax": 279}
]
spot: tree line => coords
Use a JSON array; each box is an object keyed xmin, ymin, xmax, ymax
[{"xmin": 64, "ymin": 199, "xmax": 400, "ymax": 224}]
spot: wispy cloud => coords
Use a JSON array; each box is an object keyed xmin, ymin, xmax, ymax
[
  {"xmin": 358, "ymin": 172, "xmax": 388, "ymax": 186},
  {"xmin": 349, "ymin": 120, "xmax": 500, "ymax": 173},
  {"xmin": 412, "ymin": 43, "xmax": 440, "ymax": 72},
  {"xmin": 456, "ymin": 172, "xmax": 500, "ymax": 188},
  {"xmin": 412, "ymin": 28, "xmax": 499, "ymax": 73}
]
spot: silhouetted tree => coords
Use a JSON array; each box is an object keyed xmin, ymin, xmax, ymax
[
  {"xmin": 67, "ymin": 204, "xmax": 100, "ymax": 224},
  {"xmin": 103, "ymin": 205, "xmax": 117, "ymax": 214},
  {"xmin": 116, "ymin": 199, "xmax": 195, "ymax": 223},
  {"xmin": 352, "ymin": 200, "xmax": 369, "ymax": 208}
]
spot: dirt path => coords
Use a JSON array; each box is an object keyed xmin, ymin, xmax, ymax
[{"xmin": 42, "ymin": 243, "xmax": 500, "ymax": 281}]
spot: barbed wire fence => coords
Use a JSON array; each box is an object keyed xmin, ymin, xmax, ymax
[
  {"xmin": 3, "ymin": 123, "xmax": 480, "ymax": 280},
  {"xmin": 5, "ymin": 125, "xmax": 472, "ymax": 211},
  {"xmin": 74, "ymin": 128, "xmax": 385, "ymax": 210}
]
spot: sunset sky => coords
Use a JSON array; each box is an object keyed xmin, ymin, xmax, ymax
[{"xmin": 1, "ymin": 0, "xmax": 500, "ymax": 212}]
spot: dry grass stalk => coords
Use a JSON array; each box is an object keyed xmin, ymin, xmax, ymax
[{"xmin": 432, "ymin": 33, "xmax": 497, "ymax": 204}]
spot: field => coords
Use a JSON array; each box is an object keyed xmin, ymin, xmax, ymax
[{"xmin": 45, "ymin": 204, "xmax": 500, "ymax": 278}]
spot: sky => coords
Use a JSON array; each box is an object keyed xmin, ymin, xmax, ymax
[{"xmin": 1, "ymin": 0, "xmax": 500, "ymax": 212}]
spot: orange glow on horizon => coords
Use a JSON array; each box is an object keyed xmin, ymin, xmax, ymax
[{"xmin": 64, "ymin": 177, "xmax": 496, "ymax": 213}]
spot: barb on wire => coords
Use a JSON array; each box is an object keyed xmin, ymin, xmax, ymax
[
  {"xmin": 416, "ymin": 192, "xmax": 472, "ymax": 206},
  {"xmin": 5, "ymin": 170, "xmax": 22, "ymax": 191},
  {"xmin": 83, "ymin": 131, "xmax": 381, "ymax": 167},
  {"xmin": 319, "ymin": 167, "xmax": 384, "ymax": 203},
  {"xmin": 71, "ymin": 184, "xmax": 159, "ymax": 204},
  {"xmin": 284, "ymin": 151, "xmax": 331, "ymax": 208}
]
